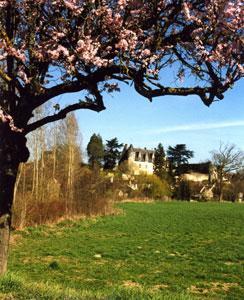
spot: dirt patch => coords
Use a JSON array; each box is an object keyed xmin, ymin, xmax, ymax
[
  {"xmin": 224, "ymin": 260, "xmax": 243, "ymax": 266},
  {"xmin": 94, "ymin": 259, "xmax": 107, "ymax": 265},
  {"xmin": 200, "ymin": 239, "xmax": 214, "ymax": 245},
  {"xmin": 84, "ymin": 278, "xmax": 97, "ymax": 283},
  {"xmin": 115, "ymin": 260, "xmax": 126, "ymax": 268},
  {"xmin": 188, "ymin": 282, "xmax": 239, "ymax": 295},
  {"xmin": 211, "ymin": 282, "xmax": 239, "ymax": 292},
  {"xmin": 42, "ymin": 255, "xmax": 72, "ymax": 264},
  {"xmin": 151, "ymin": 284, "xmax": 169, "ymax": 291},
  {"xmin": 224, "ymin": 261, "xmax": 235, "ymax": 266},
  {"xmin": 9, "ymin": 234, "xmax": 22, "ymax": 246},
  {"xmin": 0, "ymin": 292, "xmax": 15, "ymax": 300},
  {"xmin": 121, "ymin": 199, "xmax": 155, "ymax": 204},
  {"xmin": 189, "ymin": 285, "xmax": 209, "ymax": 295},
  {"xmin": 123, "ymin": 280, "xmax": 142, "ymax": 289}
]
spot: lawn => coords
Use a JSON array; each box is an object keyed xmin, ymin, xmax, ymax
[{"xmin": 1, "ymin": 202, "xmax": 244, "ymax": 299}]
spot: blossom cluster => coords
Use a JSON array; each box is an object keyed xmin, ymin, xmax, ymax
[
  {"xmin": 0, "ymin": 107, "xmax": 23, "ymax": 132},
  {"xmin": 0, "ymin": 0, "xmax": 243, "ymax": 91}
]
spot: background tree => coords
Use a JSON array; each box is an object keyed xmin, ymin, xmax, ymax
[
  {"xmin": 87, "ymin": 134, "xmax": 104, "ymax": 169},
  {"xmin": 229, "ymin": 169, "xmax": 244, "ymax": 202},
  {"xmin": 153, "ymin": 143, "xmax": 168, "ymax": 180},
  {"xmin": 167, "ymin": 144, "xmax": 194, "ymax": 172},
  {"xmin": 211, "ymin": 143, "xmax": 244, "ymax": 202},
  {"xmin": 175, "ymin": 180, "xmax": 191, "ymax": 201},
  {"xmin": 63, "ymin": 113, "xmax": 81, "ymax": 213},
  {"xmin": 104, "ymin": 138, "xmax": 123, "ymax": 170},
  {"xmin": 0, "ymin": 0, "xmax": 243, "ymax": 274},
  {"xmin": 12, "ymin": 112, "xmax": 83, "ymax": 228}
]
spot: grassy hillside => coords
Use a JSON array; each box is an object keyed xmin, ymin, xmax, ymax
[{"xmin": 2, "ymin": 202, "xmax": 244, "ymax": 299}]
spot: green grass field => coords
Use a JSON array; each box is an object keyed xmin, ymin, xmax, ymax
[{"xmin": 1, "ymin": 202, "xmax": 244, "ymax": 299}]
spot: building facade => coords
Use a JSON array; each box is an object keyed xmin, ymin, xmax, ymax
[
  {"xmin": 178, "ymin": 162, "xmax": 216, "ymax": 183},
  {"xmin": 119, "ymin": 145, "xmax": 155, "ymax": 175}
]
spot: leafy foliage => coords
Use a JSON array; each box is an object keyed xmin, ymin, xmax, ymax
[
  {"xmin": 175, "ymin": 180, "xmax": 191, "ymax": 201},
  {"xmin": 153, "ymin": 143, "xmax": 168, "ymax": 180},
  {"xmin": 103, "ymin": 137, "xmax": 123, "ymax": 170},
  {"xmin": 87, "ymin": 133, "xmax": 104, "ymax": 168},
  {"xmin": 136, "ymin": 174, "xmax": 171, "ymax": 200},
  {"xmin": 167, "ymin": 144, "xmax": 194, "ymax": 171}
]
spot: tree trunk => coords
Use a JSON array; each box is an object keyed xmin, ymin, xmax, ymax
[
  {"xmin": 218, "ymin": 173, "xmax": 224, "ymax": 202},
  {"xmin": 13, "ymin": 163, "xmax": 24, "ymax": 206},
  {"xmin": 0, "ymin": 123, "xmax": 29, "ymax": 275},
  {"xmin": 219, "ymin": 188, "xmax": 223, "ymax": 202}
]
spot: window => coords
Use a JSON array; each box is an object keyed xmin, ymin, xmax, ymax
[
  {"xmin": 148, "ymin": 153, "xmax": 153, "ymax": 162},
  {"xmin": 135, "ymin": 152, "xmax": 140, "ymax": 161},
  {"xmin": 142, "ymin": 154, "xmax": 146, "ymax": 162}
]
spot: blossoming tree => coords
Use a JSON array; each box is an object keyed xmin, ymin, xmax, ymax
[{"xmin": 0, "ymin": 0, "xmax": 243, "ymax": 274}]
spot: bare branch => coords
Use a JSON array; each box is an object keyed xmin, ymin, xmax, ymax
[
  {"xmin": 24, "ymin": 101, "xmax": 105, "ymax": 134},
  {"xmin": 133, "ymin": 69, "xmax": 219, "ymax": 106},
  {"xmin": 33, "ymin": 66, "xmax": 123, "ymax": 109},
  {"xmin": 34, "ymin": 80, "xmax": 88, "ymax": 109},
  {"xmin": 0, "ymin": 68, "xmax": 11, "ymax": 83}
]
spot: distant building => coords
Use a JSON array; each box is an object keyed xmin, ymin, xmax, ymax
[
  {"xmin": 119, "ymin": 145, "xmax": 216, "ymax": 182},
  {"xmin": 119, "ymin": 144, "xmax": 155, "ymax": 175},
  {"xmin": 177, "ymin": 162, "xmax": 215, "ymax": 183},
  {"xmin": 177, "ymin": 162, "xmax": 217, "ymax": 200}
]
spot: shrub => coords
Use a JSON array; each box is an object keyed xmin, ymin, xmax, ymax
[
  {"xmin": 12, "ymin": 166, "xmax": 116, "ymax": 229},
  {"xmin": 175, "ymin": 180, "xmax": 191, "ymax": 201},
  {"xmin": 135, "ymin": 174, "xmax": 171, "ymax": 200},
  {"xmin": 74, "ymin": 167, "xmax": 114, "ymax": 216}
]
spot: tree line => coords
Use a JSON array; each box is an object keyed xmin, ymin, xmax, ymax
[
  {"xmin": 86, "ymin": 134, "xmax": 194, "ymax": 172},
  {"xmin": 13, "ymin": 129, "xmax": 198, "ymax": 228},
  {"xmin": 13, "ymin": 113, "xmax": 114, "ymax": 229},
  {"xmin": 86, "ymin": 134, "xmax": 244, "ymax": 202},
  {"xmin": 87, "ymin": 134, "xmax": 123, "ymax": 170}
]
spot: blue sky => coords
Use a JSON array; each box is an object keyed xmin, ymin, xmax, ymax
[{"xmin": 60, "ymin": 78, "xmax": 243, "ymax": 163}]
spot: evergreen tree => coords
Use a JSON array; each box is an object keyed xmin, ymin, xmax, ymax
[
  {"xmin": 87, "ymin": 134, "xmax": 104, "ymax": 169},
  {"xmin": 104, "ymin": 138, "xmax": 123, "ymax": 170},
  {"xmin": 176, "ymin": 180, "xmax": 191, "ymax": 201},
  {"xmin": 153, "ymin": 143, "xmax": 167, "ymax": 179},
  {"xmin": 167, "ymin": 144, "xmax": 194, "ymax": 171}
]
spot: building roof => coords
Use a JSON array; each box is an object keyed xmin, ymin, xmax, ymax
[
  {"xmin": 119, "ymin": 144, "xmax": 154, "ymax": 164},
  {"xmin": 178, "ymin": 162, "xmax": 212, "ymax": 175}
]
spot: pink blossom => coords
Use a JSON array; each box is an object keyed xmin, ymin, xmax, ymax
[
  {"xmin": 0, "ymin": 1, "xmax": 7, "ymax": 8},
  {"xmin": 0, "ymin": 0, "xmax": 242, "ymax": 134},
  {"xmin": 116, "ymin": 39, "xmax": 129, "ymax": 51},
  {"xmin": 17, "ymin": 69, "xmax": 31, "ymax": 84},
  {"xmin": 0, "ymin": 107, "xmax": 23, "ymax": 132},
  {"xmin": 141, "ymin": 49, "xmax": 151, "ymax": 57}
]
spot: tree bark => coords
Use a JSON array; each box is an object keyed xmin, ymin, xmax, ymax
[
  {"xmin": 218, "ymin": 171, "xmax": 224, "ymax": 202},
  {"xmin": 0, "ymin": 123, "xmax": 29, "ymax": 275}
]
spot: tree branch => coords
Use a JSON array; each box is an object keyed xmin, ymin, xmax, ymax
[
  {"xmin": 0, "ymin": 68, "xmax": 11, "ymax": 83},
  {"xmin": 34, "ymin": 80, "xmax": 88, "ymax": 109},
  {"xmin": 24, "ymin": 101, "xmax": 105, "ymax": 134},
  {"xmin": 133, "ymin": 69, "xmax": 218, "ymax": 106},
  {"xmin": 33, "ymin": 65, "xmax": 123, "ymax": 109}
]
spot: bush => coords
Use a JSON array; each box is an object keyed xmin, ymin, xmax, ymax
[
  {"xmin": 175, "ymin": 180, "xmax": 191, "ymax": 201},
  {"xmin": 135, "ymin": 174, "xmax": 171, "ymax": 200},
  {"xmin": 12, "ymin": 166, "xmax": 116, "ymax": 229},
  {"xmin": 222, "ymin": 184, "xmax": 236, "ymax": 202},
  {"xmin": 74, "ymin": 167, "xmax": 115, "ymax": 216}
]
